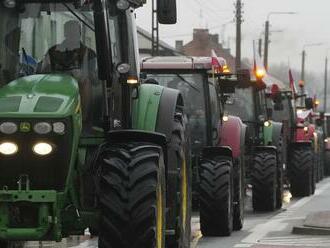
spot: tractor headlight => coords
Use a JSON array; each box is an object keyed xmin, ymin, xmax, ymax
[
  {"xmin": 34, "ymin": 122, "xmax": 52, "ymax": 134},
  {"xmin": 53, "ymin": 122, "xmax": 65, "ymax": 135},
  {"xmin": 0, "ymin": 122, "xmax": 18, "ymax": 134},
  {"xmin": 0, "ymin": 142, "xmax": 18, "ymax": 155},
  {"xmin": 32, "ymin": 142, "xmax": 53, "ymax": 156},
  {"xmin": 304, "ymin": 126, "xmax": 308, "ymax": 132},
  {"xmin": 264, "ymin": 121, "xmax": 271, "ymax": 127}
]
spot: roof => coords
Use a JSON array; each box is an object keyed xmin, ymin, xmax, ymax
[{"xmin": 141, "ymin": 56, "xmax": 227, "ymax": 70}]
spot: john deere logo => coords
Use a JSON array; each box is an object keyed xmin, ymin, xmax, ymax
[{"xmin": 20, "ymin": 122, "xmax": 31, "ymax": 132}]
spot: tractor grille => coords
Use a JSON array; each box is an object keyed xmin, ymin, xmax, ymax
[{"xmin": 0, "ymin": 118, "xmax": 73, "ymax": 191}]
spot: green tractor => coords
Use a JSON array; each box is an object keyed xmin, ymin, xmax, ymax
[
  {"xmin": 224, "ymin": 71, "xmax": 284, "ymax": 211},
  {"xmin": 0, "ymin": 0, "xmax": 192, "ymax": 247}
]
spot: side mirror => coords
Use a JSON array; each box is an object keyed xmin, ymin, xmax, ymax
[
  {"xmin": 273, "ymin": 92, "xmax": 284, "ymax": 111},
  {"xmin": 237, "ymin": 69, "xmax": 251, "ymax": 87},
  {"xmin": 305, "ymin": 97, "xmax": 314, "ymax": 110},
  {"xmin": 157, "ymin": 0, "xmax": 177, "ymax": 24},
  {"xmin": 316, "ymin": 118, "xmax": 323, "ymax": 127},
  {"xmin": 266, "ymin": 108, "xmax": 273, "ymax": 119}
]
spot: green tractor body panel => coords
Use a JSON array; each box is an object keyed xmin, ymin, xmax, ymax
[
  {"xmin": 263, "ymin": 121, "xmax": 282, "ymax": 146},
  {"xmin": 132, "ymin": 83, "xmax": 164, "ymax": 132},
  {"xmin": 0, "ymin": 74, "xmax": 80, "ymax": 118},
  {"xmin": 0, "ymin": 74, "xmax": 84, "ymax": 241}
]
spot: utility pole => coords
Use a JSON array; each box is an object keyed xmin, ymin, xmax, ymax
[
  {"xmin": 324, "ymin": 56, "xmax": 328, "ymax": 112},
  {"xmin": 258, "ymin": 38, "xmax": 262, "ymax": 57},
  {"xmin": 151, "ymin": 0, "xmax": 159, "ymax": 56},
  {"xmin": 235, "ymin": 0, "xmax": 242, "ymax": 72},
  {"xmin": 300, "ymin": 50, "xmax": 306, "ymax": 105},
  {"xmin": 263, "ymin": 20, "xmax": 269, "ymax": 70}
]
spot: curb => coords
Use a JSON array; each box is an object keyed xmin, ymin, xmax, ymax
[{"xmin": 292, "ymin": 225, "xmax": 330, "ymax": 235}]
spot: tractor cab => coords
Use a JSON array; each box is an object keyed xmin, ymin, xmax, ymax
[{"xmin": 141, "ymin": 56, "xmax": 224, "ymax": 151}]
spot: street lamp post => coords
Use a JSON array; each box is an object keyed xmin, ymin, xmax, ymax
[
  {"xmin": 324, "ymin": 55, "xmax": 328, "ymax": 112},
  {"xmin": 300, "ymin": 43, "xmax": 324, "ymax": 105},
  {"xmin": 264, "ymin": 11, "xmax": 296, "ymax": 70}
]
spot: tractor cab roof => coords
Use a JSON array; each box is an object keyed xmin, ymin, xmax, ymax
[{"xmin": 141, "ymin": 56, "xmax": 227, "ymax": 71}]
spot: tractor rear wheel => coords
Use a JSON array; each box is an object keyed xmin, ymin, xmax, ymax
[
  {"xmin": 325, "ymin": 151, "xmax": 330, "ymax": 176},
  {"xmin": 0, "ymin": 241, "xmax": 24, "ymax": 248},
  {"xmin": 276, "ymin": 137, "xmax": 284, "ymax": 209},
  {"xmin": 252, "ymin": 151, "xmax": 277, "ymax": 212},
  {"xmin": 98, "ymin": 143, "xmax": 166, "ymax": 248},
  {"xmin": 289, "ymin": 147, "xmax": 313, "ymax": 197},
  {"xmin": 199, "ymin": 157, "xmax": 233, "ymax": 236},
  {"xmin": 233, "ymin": 157, "xmax": 244, "ymax": 231},
  {"xmin": 165, "ymin": 112, "xmax": 191, "ymax": 248}
]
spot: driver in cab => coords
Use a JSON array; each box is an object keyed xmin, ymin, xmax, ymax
[{"xmin": 40, "ymin": 20, "xmax": 96, "ymax": 124}]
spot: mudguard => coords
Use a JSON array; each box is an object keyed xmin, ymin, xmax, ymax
[
  {"xmin": 289, "ymin": 141, "xmax": 312, "ymax": 151},
  {"xmin": 132, "ymin": 83, "xmax": 164, "ymax": 131},
  {"xmin": 219, "ymin": 115, "xmax": 246, "ymax": 159},
  {"xmin": 263, "ymin": 120, "xmax": 282, "ymax": 146},
  {"xmin": 155, "ymin": 87, "xmax": 184, "ymax": 142},
  {"xmin": 202, "ymin": 146, "xmax": 233, "ymax": 161}
]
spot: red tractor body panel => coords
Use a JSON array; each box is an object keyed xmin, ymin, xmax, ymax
[{"xmin": 219, "ymin": 115, "xmax": 246, "ymax": 159}]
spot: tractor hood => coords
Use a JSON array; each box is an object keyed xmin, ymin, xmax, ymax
[{"xmin": 0, "ymin": 74, "xmax": 79, "ymax": 118}]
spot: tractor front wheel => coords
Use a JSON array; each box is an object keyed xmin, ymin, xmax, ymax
[
  {"xmin": 0, "ymin": 241, "xmax": 24, "ymax": 248},
  {"xmin": 289, "ymin": 147, "xmax": 314, "ymax": 197},
  {"xmin": 98, "ymin": 143, "xmax": 166, "ymax": 248},
  {"xmin": 252, "ymin": 151, "xmax": 277, "ymax": 212},
  {"xmin": 199, "ymin": 157, "xmax": 233, "ymax": 236},
  {"xmin": 233, "ymin": 157, "xmax": 244, "ymax": 231}
]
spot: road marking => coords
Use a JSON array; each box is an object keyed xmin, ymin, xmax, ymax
[
  {"xmin": 257, "ymin": 235, "xmax": 330, "ymax": 247},
  {"xmin": 234, "ymin": 244, "xmax": 253, "ymax": 247}
]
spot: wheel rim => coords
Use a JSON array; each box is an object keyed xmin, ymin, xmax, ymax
[
  {"xmin": 181, "ymin": 156, "xmax": 188, "ymax": 232},
  {"xmin": 156, "ymin": 179, "xmax": 164, "ymax": 248}
]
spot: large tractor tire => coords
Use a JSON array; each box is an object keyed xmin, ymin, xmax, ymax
[
  {"xmin": 98, "ymin": 143, "xmax": 166, "ymax": 248},
  {"xmin": 289, "ymin": 146, "xmax": 314, "ymax": 197},
  {"xmin": 165, "ymin": 112, "xmax": 191, "ymax": 248},
  {"xmin": 276, "ymin": 137, "xmax": 284, "ymax": 209},
  {"xmin": 325, "ymin": 151, "xmax": 330, "ymax": 176},
  {"xmin": 0, "ymin": 241, "xmax": 24, "ymax": 248},
  {"xmin": 251, "ymin": 151, "xmax": 277, "ymax": 212},
  {"xmin": 199, "ymin": 157, "xmax": 233, "ymax": 236},
  {"xmin": 233, "ymin": 156, "xmax": 245, "ymax": 231}
]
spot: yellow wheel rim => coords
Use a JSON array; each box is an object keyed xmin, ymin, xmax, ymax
[
  {"xmin": 156, "ymin": 178, "xmax": 164, "ymax": 248},
  {"xmin": 181, "ymin": 156, "xmax": 188, "ymax": 231}
]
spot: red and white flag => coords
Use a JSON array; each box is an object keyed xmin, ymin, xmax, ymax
[{"xmin": 211, "ymin": 49, "xmax": 221, "ymax": 71}]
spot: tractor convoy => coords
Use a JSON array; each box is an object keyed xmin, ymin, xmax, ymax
[{"xmin": 0, "ymin": 0, "xmax": 328, "ymax": 247}]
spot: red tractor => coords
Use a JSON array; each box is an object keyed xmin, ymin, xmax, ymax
[
  {"xmin": 269, "ymin": 83, "xmax": 318, "ymax": 196},
  {"xmin": 141, "ymin": 56, "xmax": 247, "ymax": 236}
]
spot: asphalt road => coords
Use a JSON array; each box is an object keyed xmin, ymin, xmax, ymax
[{"xmin": 24, "ymin": 178, "xmax": 330, "ymax": 248}]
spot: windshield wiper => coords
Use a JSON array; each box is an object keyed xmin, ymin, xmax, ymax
[
  {"xmin": 62, "ymin": 3, "xmax": 95, "ymax": 32},
  {"xmin": 176, "ymin": 74, "xmax": 200, "ymax": 92}
]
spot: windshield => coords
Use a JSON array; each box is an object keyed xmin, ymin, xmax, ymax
[
  {"xmin": 225, "ymin": 87, "xmax": 255, "ymax": 122},
  {"xmin": 146, "ymin": 73, "xmax": 207, "ymax": 147},
  {"xmin": 0, "ymin": 3, "xmax": 107, "ymax": 132}
]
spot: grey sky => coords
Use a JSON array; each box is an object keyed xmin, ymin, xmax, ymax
[{"xmin": 136, "ymin": 0, "xmax": 330, "ymax": 77}]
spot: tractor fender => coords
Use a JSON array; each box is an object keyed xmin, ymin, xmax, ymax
[
  {"xmin": 254, "ymin": 145, "xmax": 277, "ymax": 153},
  {"xmin": 219, "ymin": 115, "xmax": 246, "ymax": 159},
  {"xmin": 264, "ymin": 121, "xmax": 282, "ymax": 146},
  {"xmin": 289, "ymin": 141, "xmax": 312, "ymax": 151},
  {"xmin": 202, "ymin": 146, "xmax": 233, "ymax": 162},
  {"xmin": 107, "ymin": 130, "xmax": 167, "ymax": 162},
  {"xmin": 132, "ymin": 83, "xmax": 165, "ymax": 132},
  {"xmin": 155, "ymin": 87, "xmax": 184, "ymax": 142}
]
